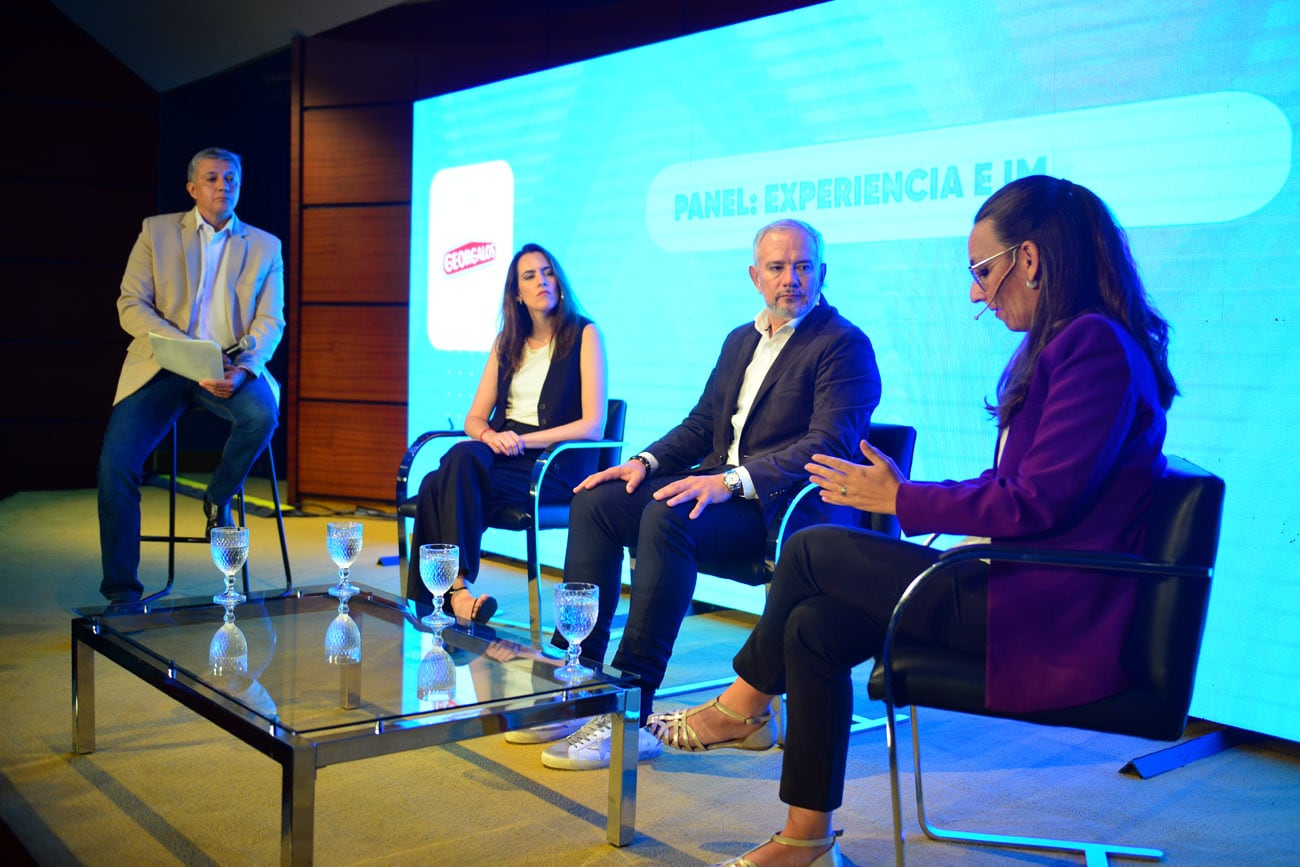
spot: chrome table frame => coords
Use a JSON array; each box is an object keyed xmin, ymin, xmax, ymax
[{"xmin": 71, "ymin": 586, "xmax": 640, "ymax": 866}]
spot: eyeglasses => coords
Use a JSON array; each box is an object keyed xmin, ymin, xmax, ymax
[{"xmin": 968, "ymin": 244, "xmax": 1019, "ymax": 292}]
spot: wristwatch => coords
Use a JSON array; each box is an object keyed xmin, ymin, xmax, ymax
[{"xmin": 722, "ymin": 469, "xmax": 744, "ymax": 495}]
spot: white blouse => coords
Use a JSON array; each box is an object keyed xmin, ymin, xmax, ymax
[{"xmin": 505, "ymin": 340, "xmax": 553, "ymax": 426}]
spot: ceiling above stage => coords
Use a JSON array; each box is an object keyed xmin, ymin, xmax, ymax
[{"xmin": 47, "ymin": 0, "xmax": 414, "ymax": 92}]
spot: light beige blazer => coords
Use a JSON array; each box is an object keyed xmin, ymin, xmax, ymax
[{"xmin": 113, "ymin": 210, "xmax": 285, "ymax": 405}]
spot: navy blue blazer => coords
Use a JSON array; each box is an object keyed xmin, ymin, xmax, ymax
[{"xmin": 644, "ymin": 296, "xmax": 881, "ymax": 528}]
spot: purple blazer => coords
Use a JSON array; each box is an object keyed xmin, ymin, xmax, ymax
[{"xmin": 896, "ymin": 314, "xmax": 1167, "ymax": 712}]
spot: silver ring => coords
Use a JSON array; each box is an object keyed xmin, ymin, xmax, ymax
[{"xmin": 839, "ymin": 485, "xmax": 848, "ymax": 496}]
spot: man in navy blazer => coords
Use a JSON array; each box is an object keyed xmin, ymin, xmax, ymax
[
  {"xmin": 533, "ymin": 219, "xmax": 881, "ymax": 769},
  {"xmin": 97, "ymin": 147, "xmax": 285, "ymax": 604}
]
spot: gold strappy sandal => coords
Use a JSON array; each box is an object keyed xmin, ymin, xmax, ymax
[
  {"xmin": 645, "ymin": 697, "xmax": 777, "ymax": 752},
  {"xmin": 714, "ymin": 830, "xmax": 843, "ymax": 867}
]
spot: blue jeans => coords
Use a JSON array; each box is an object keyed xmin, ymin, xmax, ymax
[{"xmin": 97, "ymin": 370, "xmax": 279, "ymax": 598}]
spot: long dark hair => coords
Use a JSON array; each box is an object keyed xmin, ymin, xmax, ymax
[
  {"xmin": 974, "ymin": 176, "xmax": 1177, "ymax": 425},
  {"xmin": 496, "ymin": 243, "xmax": 585, "ymax": 373}
]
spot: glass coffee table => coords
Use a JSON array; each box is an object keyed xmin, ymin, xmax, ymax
[{"xmin": 71, "ymin": 585, "xmax": 641, "ymax": 865}]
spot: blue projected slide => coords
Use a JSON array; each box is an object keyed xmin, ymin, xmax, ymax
[{"xmin": 410, "ymin": 0, "xmax": 1300, "ymax": 741}]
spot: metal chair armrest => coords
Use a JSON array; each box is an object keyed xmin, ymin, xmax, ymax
[
  {"xmin": 766, "ymin": 481, "xmax": 822, "ymax": 570},
  {"xmin": 396, "ymin": 430, "xmax": 467, "ymax": 503},
  {"xmin": 527, "ymin": 439, "xmax": 626, "ymax": 512}
]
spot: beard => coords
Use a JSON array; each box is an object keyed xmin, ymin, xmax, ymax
[{"xmin": 767, "ymin": 287, "xmax": 820, "ymax": 323}]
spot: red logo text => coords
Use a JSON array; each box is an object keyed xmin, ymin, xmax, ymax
[{"xmin": 443, "ymin": 241, "xmax": 498, "ymax": 275}]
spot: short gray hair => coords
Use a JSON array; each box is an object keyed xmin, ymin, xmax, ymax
[
  {"xmin": 187, "ymin": 147, "xmax": 242, "ymax": 183},
  {"xmin": 752, "ymin": 219, "xmax": 823, "ymax": 265}
]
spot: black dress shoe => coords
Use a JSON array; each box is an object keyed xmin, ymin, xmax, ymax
[
  {"xmin": 103, "ymin": 589, "xmax": 143, "ymax": 611},
  {"xmin": 203, "ymin": 494, "xmax": 234, "ymax": 540}
]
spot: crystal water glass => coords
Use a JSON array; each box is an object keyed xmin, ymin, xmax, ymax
[
  {"xmin": 417, "ymin": 626, "xmax": 457, "ymax": 708},
  {"xmin": 210, "ymin": 526, "xmax": 249, "ymax": 606},
  {"xmin": 553, "ymin": 582, "xmax": 599, "ymax": 684},
  {"xmin": 418, "ymin": 543, "xmax": 458, "ymax": 628},
  {"xmin": 324, "ymin": 606, "xmax": 362, "ymax": 665},
  {"xmin": 326, "ymin": 520, "xmax": 363, "ymax": 599},
  {"xmin": 209, "ymin": 603, "xmax": 249, "ymax": 677}
]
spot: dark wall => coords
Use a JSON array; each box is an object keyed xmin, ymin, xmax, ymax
[
  {"xmin": 0, "ymin": 1, "xmax": 293, "ymax": 498},
  {"xmin": 0, "ymin": 0, "xmax": 158, "ymax": 497}
]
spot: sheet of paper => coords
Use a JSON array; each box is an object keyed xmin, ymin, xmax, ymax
[{"xmin": 149, "ymin": 333, "xmax": 224, "ymax": 382}]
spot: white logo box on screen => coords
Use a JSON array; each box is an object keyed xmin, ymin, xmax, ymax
[
  {"xmin": 645, "ymin": 91, "xmax": 1292, "ymax": 251},
  {"xmin": 428, "ymin": 160, "xmax": 515, "ymax": 352}
]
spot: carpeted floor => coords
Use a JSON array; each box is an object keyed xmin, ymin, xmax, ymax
[{"xmin": 2, "ymin": 486, "xmax": 1298, "ymax": 865}]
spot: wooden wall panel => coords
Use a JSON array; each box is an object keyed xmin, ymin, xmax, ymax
[
  {"xmin": 301, "ymin": 206, "xmax": 410, "ymax": 304},
  {"xmin": 297, "ymin": 305, "xmax": 407, "ymax": 403},
  {"xmin": 296, "ymin": 400, "xmax": 406, "ymax": 501},
  {"xmin": 684, "ymin": 0, "xmax": 825, "ymax": 31},
  {"xmin": 412, "ymin": 4, "xmax": 548, "ymax": 98},
  {"xmin": 288, "ymin": 35, "xmax": 305, "ymax": 501},
  {"xmin": 303, "ymin": 36, "xmax": 415, "ymax": 107},
  {"xmin": 301, "ymin": 106, "xmax": 412, "ymax": 205},
  {"xmin": 544, "ymin": 0, "xmax": 678, "ymax": 69}
]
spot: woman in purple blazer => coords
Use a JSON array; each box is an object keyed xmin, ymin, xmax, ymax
[{"xmin": 645, "ymin": 176, "xmax": 1179, "ymax": 867}]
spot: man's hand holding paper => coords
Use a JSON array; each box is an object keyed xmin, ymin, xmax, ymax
[
  {"xmin": 148, "ymin": 332, "xmax": 224, "ymax": 382},
  {"xmin": 199, "ymin": 359, "xmax": 249, "ymax": 399}
]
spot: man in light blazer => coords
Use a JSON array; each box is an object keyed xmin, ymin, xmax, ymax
[
  {"xmin": 97, "ymin": 147, "xmax": 285, "ymax": 604},
  {"xmin": 527, "ymin": 219, "xmax": 881, "ymax": 770}
]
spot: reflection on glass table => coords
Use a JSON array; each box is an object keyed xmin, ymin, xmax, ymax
[{"xmin": 72, "ymin": 584, "xmax": 642, "ymax": 862}]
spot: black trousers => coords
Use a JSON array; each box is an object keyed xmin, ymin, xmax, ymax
[
  {"xmin": 557, "ymin": 472, "xmax": 767, "ymax": 722},
  {"xmin": 733, "ymin": 525, "xmax": 989, "ymax": 812},
  {"xmin": 404, "ymin": 438, "xmax": 576, "ymax": 605}
]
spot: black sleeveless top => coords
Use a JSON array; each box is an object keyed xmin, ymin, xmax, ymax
[{"xmin": 488, "ymin": 316, "xmax": 598, "ymax": 484}]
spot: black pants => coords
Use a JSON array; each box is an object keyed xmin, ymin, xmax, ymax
[
  {"xmin": 404, "ymin": 437, "xmax": 576, "ymax": 605},
  {"xmin": 557, "ymin": 472, "xmax": 767, "ymax": 722},
  {"xmin": 733, "ymin": 525, "xmax": 989, "ymax": 812}
]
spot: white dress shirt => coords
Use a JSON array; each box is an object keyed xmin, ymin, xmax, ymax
[
  {"xmin": 638, "ymin": 308, "xmax": 805, "ymax": 499},
  {"xmin": 189, "ymin": 207, "xmax": 236, "ymax": 351}
]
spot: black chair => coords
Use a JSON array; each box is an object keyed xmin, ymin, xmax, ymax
[
  {"xmin": 656, "ymin": 422, "xmax": 918, "ymax": 721},
  {"xmin": 395, "ymin": 398, "xmax": 627, "ymax": 641},
  {"xmin": 140, "ymin": 421, "xmax": 293, "ymax": 603},
  {"xmin": 867, "ymin": 455, "xmax": 1225, "ymax": 866},
  {"xmin": 696, "ymin": 422, "xmax": 917, "ymax": 587}
]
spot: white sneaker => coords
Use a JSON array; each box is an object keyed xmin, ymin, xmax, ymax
[
  {"xmin": 540, "ymin": 714, "xmax": 662, "ymax": 770},
  {"xmin": 503, "ymin": 717, "xmax": 589, "ymax": 744}
]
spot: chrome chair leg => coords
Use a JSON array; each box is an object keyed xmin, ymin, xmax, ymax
[{"xmin": 890, "ymin": 706, "xmax": 1163, "ymax": 866}]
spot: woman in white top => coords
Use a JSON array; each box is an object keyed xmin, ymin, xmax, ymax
[{"xmin": 405, "ymin": 244, "xmax": 607, "ymax": 622}]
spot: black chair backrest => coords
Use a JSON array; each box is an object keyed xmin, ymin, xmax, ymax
[
  {"xmin": 1142, "ymin": 455, "xmax": 1225, "ymax": 566},
  {"xmin": 1121, "ymin": 455, "xmax": 1224, "ymax": 706},
  {"xmin": 599, "ymin": 399, "xmax": 627, "ymax": 470},
  {"xmin": 784, "ymin": 422, "xmax": 917, "ymax": 542},
  {"xmin": 695, "ymin": 422, "xmax": 917, "ymax": 586},
  {"xmin": 861, "ymin": 423, "xmax": 917, "ymax": 538}
]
